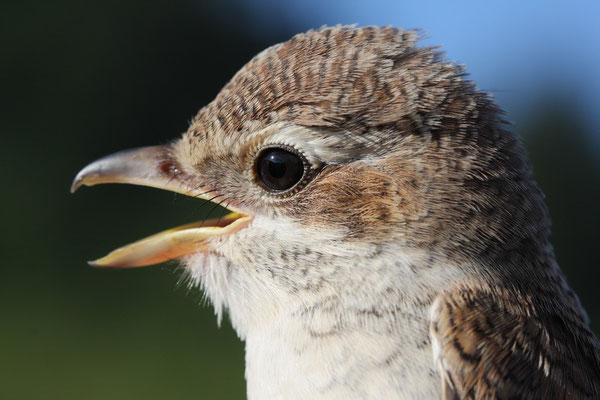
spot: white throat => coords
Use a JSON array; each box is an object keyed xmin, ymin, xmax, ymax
[{"xmin": 184, "ymin": 216, "xmax": 466, "ymax": 399}]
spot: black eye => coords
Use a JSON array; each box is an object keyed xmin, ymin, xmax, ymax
[{"xmin": 256, "ymin": 147, "xmax": 306, "ymax": 193}]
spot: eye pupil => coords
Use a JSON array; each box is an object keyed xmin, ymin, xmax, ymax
[
  {"xmin": 266, "ymin": 153, "xmax": 287, "ymax": 179},
  {"xmin": 257, "ymin": 148, "xmax": 305, "ymax": 192}
]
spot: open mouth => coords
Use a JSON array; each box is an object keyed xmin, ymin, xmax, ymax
[{"xmin": 71, "ymin": 146, "xmax": 252, "ymax": 268}]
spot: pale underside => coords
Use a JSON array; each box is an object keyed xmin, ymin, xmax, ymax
[{"xmin": 184, "ymin": 216, "xmax": 468, "ymax": 399}]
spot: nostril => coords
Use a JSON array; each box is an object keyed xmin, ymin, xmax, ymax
[{"xmin": 159, "ymin": 161, "xmax": 178, "ymax": 175}]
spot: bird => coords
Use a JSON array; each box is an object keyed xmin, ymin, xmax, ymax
[{"xmin": 72, "ymin": 26, "xmax": 600, "ymax": 399}]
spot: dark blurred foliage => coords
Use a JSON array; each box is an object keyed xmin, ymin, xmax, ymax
[
  {"xmin": 1, "ymin": 1, "xmax": 599, "ymax": 399},
  {"xmin": 522, "ymin": 102, "xmax": 600, "ymax": 328}
]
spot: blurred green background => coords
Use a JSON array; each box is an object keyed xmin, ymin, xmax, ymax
[{"xmin": 2, "ymin": 1, "xmax": 599, "ymax": 399}]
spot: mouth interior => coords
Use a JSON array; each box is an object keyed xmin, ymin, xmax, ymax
[{"xmin": 160, "ymin": 211, "xmax": 245, "ymax": 232}]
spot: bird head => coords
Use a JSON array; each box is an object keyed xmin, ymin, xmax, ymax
[{"xmin": 72, "ymin": 26, "xmax": 547, "ymax": 335}]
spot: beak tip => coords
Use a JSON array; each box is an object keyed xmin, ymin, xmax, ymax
[
  {"xmin": 88, "ymin": 258, "xmax": 112, "ymax": 268},
  {"xmin": 70, "ymin": 179, "xmax": 81, "ymax": 194},
  {"xmin": 70, "ymin": 169, "xmax": 87, "ymax": 193},
  {"xmin": 88, "ymin": 257, "xmax": 127, "ymax": 268}
]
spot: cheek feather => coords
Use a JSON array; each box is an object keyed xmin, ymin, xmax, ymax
[{"xmin": 295, "ymin": 162, "xmax": 425, "ymax": 242}]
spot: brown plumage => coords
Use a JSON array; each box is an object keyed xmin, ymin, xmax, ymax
[
  {"xmin": 73, "ymin": 26, "xmax": 600, "ymax": 398},
  {"xmin": 431, "ymin": 287, "xmax": 600, "ymax": 399}
]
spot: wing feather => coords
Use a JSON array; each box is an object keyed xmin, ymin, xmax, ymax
[{"xmin": 430, "ymin": 288, "xmax": 600, "ymax": 399}]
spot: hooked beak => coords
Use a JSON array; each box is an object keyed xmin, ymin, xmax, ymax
[{"xmin": 71, "ymin": 145, "xmax": 251, "ymax": 268}]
